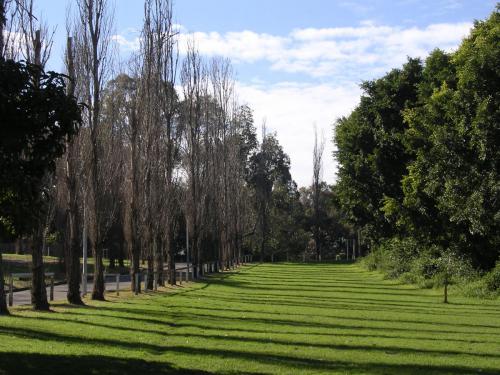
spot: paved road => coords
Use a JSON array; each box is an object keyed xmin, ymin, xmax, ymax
[
  {"xmin": 11, "ymin": 262, "xmax": 195, "ymax": 306},
  {"xmin": 11, "ymin": 277, "xmax": 133, "ymax": 306}
]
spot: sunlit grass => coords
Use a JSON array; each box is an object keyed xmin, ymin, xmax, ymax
[{"xmin": 1, "ymin": 262, "xmax": 499, "ymax": 374}]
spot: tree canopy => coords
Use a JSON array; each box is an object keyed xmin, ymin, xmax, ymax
[
  {"xmin": 334, "ymin": 7, "xmax": 499, "ymax": 272},
  {"xmin": 0, "ymin": 59, "xmax": 81, "ymax": 239}
]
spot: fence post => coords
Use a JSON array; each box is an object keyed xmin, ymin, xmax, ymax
[
  {"xmin": 8, "ymin": 275, "xmax": 13, "ymax": 306},
  {"xmin": 153, "ymin": 272, "xmax": 157, "ymax": 291},
  {"xmin": 179, "ymin": 270, "xmax": 182, "ymax": 285},
  {"xmin": 50, "ymin": 276, "xmax": 54, "ymax": 301},
  {"xmin": 135, "ymin": 272, "xmax": 139, "ymax": 295},
  {"xmin": 116, "ymin": 274, "xmax": 120, "ymax": 296},
  {"xmin": 144, "ymin": 272, "xmax": 148, "ymax": 291},
  {"xmin": 103, "ymin": 272, "xmax": 106, "ymax": 293}
]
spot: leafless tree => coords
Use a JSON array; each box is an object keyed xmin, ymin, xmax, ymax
[
  {"xmin": 72, "ymin": 0, "xmax": 115, "ymax": 300},
  {"xmin": 138, "ymin": 0, "xmax": 179, "ymax": 286},
  {"xmin": 15, "ymin": 0, "xmax": 53, "ymax": 66},
  {"xmin": 1, "ymin": 0, "xmax": 19, "ymax": 58},
  {"xmin": 181, "ymin": 42, "xmax": 207, "ymax": 277},
  {"xmin": 60, "ymin": 34, "xmax": 85, "ymax": 304},
  {"xmin": 312, "ymin": 125, "xmax": 325, "ymax": 261}
]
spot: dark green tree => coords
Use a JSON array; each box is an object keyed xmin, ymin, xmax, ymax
[
  {"xmin": 0, "ymin": 59, "xmax": 81, "ymax": 313},
  {"xmin": 402, "ymin": 9, "xmax": 500, "ymax": 269},
  {"xmin": 334, "ymin": 58, "xmax": 423, "ymax": 245},
  {"xmin": 268, "ymin": 180, "xmax": 307, "ymax": 262},
  {"xmin": 247, "ymin": 132, "xmax": 291, "ymax": 261}
]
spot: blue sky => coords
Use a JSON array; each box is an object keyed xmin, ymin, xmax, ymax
[{"xmin": 36, "ymin": 0, "xmax": 497, "ymax": 186}]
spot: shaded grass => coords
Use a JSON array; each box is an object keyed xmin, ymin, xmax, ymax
[{"xmin": 0, "ymin": 262, "xmax": 499, "ymax": 374}]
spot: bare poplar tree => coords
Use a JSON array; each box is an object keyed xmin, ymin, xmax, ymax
[
  {"xmin": 181, "ymin": 42, "xmax": 206, "ymax": 278},
  {"xmin": 73, "ymin": 0, "xmax": 114, "ymax": 300},
  {"xmin": 210, "ymin": 57, "xmax": 235, "ymax": 269},
  {"xmin": 0, "ymin": 0, "xmax": 20, "ymax": 59},
  {"xmin": 312, "ymin": 125, "xmax": 325, "ymax": 261},
  {"xmin": 15, "ymin": 0, "xmax": 54, "ymax": 66},
  {"xmin": 61, "ymin": 34, "xmax": 84, "ymax": 304},
  {"xmin": 121, "ymin": 61, "xmax": 142, "ymax": 292},
  {"xmin": 139, "ymin": 0, "xmax": 179, "ymax": 286}
]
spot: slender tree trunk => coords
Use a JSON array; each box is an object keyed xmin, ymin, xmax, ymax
[
  {"xmin": 155, "ymin": 236, "xmax": 164, "ymax": 287},
  {"xmin": 259, "ymin": 200, "xmax": 267, "ymax": 262},
  {"xmin": 167, "ymin": 221, "xmax": 176, "ymax": 285},
  {"xmin": 0, "ymin": 252, "xmax": 8, "ymax": 315},
  {"xmin": 129, "ymin": 241, "xmax": 141, "ymax": 293},
  {"xmin": 65, "ymin": 36, "xmax": 83, "ymax": 305},
  {"xmin": 146, "ymin": 254, "xmax": 154, "ymax": 290},
  {"xmin": 31, "ymin": 228, "xmax": 49, "ymax": 310},
  {"xmin": 67, "ymin": 230, "xmax": 83, "ymax": 304},
  {"xmin": 0, "ymin": 0, "xmax": 4, "ymax": 56},
  {"xmin": 65, "ymin": 197, "xmax": 83, "ymax": 304},
  {"xmin": 91, "ymin": 242, "xmax": 105, "ymax": 300},
  {"xmin": 15, "ymin": 239, "xmax": 21, "ymax": 254},
  {"xmin": 66, "ymin": 202, "xmax": 83, "ymax": 304}
]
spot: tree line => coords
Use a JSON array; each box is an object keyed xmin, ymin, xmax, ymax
[
  {"xmin": 0, "ymin": 0, "xmax": 351, "ymax": 315},
  {"xmin": 334, "ymin": 7, "xmax": 499, "ymax": 290}
]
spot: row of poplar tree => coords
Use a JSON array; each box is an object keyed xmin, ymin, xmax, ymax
[{"xmin": 0, "ymin": 0, "xmax": 353, "ymax": 315}]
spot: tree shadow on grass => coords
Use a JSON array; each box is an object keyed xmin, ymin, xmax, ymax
[
  {"xmin": 0, "ymin": 353, "xmax": 265, "ymax": 375},
  {"xmin": 2, "ymin": 321, "xmax": 499, "ymax": 364},
  {"xmin": 0, "ymin": 329, "xmax": 498, "ymax": 375},
  {"xmin": 0, "ymin": 352, "xmax": 211, "ymax": 375},
  {"xmin": 49, "ymin": 298, "xmax": 499, "ymax": 338}
]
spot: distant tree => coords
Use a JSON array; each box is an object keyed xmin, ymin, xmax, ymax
[
  {"xmin": 269, "ymin": 180, "xmax": 307, "ymax": 262},
  {"xmin": 312, "ymin": 126, "xmax": 325, "ymax": 260},
  {"xmin": 247, "ymin": 130, "xmax": 291, "ymax": 262}
]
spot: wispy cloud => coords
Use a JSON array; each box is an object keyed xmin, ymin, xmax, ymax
[
  {"xmin": 113, "ymin": 21, "xmax": 472, "ymax": 79},
  {"xmin": 111, "ymin": 20, "xmax": 473, "ymax": 185}
]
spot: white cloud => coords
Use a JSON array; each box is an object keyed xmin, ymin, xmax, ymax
[
  {"xmin": 111, "ymin": 20, "xmax": 473, "ymax": 185},
  {"xmin": 237, "ymin": 82, "xmax": 361, "ymax": 187},
  {"xmin": 192, "ymin": 22, "xmax": 469, "ymax": 77},
  {"xmin": 113, "ymin": 21, "xmax": 472, "ymax": 79},
  {"xmin": 111, "ymin": 33, "xmax": 140, "ymax": 52}
]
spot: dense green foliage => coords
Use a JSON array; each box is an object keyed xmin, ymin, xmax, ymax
[
  {"xmin": 1, "ymin": 263, "xmax": 499, "ymax": 374},
  {"xmin": 334, "ymin": 8, "xmax": 499, "ymax": 286},
  {"xmin": 0, "ymin": 59, "xmax": 81, "ymax": 238}
]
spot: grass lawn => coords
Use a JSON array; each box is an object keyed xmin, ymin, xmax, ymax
[{"xmin": 0, "ymin": 262, "xmax": 499, "ymax": 374}]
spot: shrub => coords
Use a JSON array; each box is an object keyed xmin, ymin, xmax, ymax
[
  {"xmin": 483, "ymin": 262, "xmax": 500, "ymax": 291},
  {"xmin": 360, "ymin": 237, "xmax": 419, "ymax": 277},
  {"xmin": 463, "ymin": 262, "xmax": 500, "ymax": 298}
]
